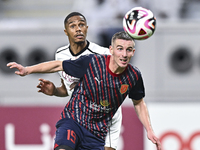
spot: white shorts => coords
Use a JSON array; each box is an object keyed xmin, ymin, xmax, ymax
[{"xmin": 105, "ymin": 106, "xmax": 122, "ymax": 149}]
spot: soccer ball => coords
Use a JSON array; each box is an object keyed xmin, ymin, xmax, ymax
[{"xmin": 123, "ymin": 7, "xmax": 156, "ymax": 40}]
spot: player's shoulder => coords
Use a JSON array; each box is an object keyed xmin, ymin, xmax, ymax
[
  {"xmin": 128, "ymin": 64, "xmax": 142, "ymax": 76},
  {"xmin": 88, "ymin": 41, "xmax": 110, "ymax": 55},
  {"xmin": 56, "ymin": 44, "xmax": 70, "ymax": 54},
  {"xmin": 55, "ymin": 45, "xmax": 70, "ymax": 60},
  {"xmin": 89, "ymin": 53, "xmax": 109, "ymax": 64}
]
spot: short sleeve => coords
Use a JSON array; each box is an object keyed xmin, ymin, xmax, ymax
[
  {"xmin": 62, "ymin": 54, "xmax": 93, "ymax": 78},
  {"xmin": 129, "ymin": 73, "xmax": 145, "ymax": 100}
]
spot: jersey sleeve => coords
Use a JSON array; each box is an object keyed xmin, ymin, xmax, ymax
[
  {"xmin": 62, "ymin": 54, "xmax": 93, "ymax": 78},
  {"xmin": 129, "ymin": 72, "xmax": 145, "ymax": 100}
]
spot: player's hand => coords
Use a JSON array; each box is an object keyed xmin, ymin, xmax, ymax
[
  {"xmin": 7, "ymin": 62, "xmax": 28, "ymax": 76},
  {"xmin": 37, "ymin": 78, "xmax": 56, "ymax": 96},
  {"xmin": 69, "ymin": 82, "xmax": 78, "ymax": 91},
  {"xmin": 147, "ymin": 131, "xmax": 162, "ymax": 150}
]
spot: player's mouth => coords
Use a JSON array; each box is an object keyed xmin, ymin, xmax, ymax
[
  {"xmin": 120, "ymin": 59, "xmax": 128, "ymax": 64},
  {"xmin": 75, "ymin": 34, "xmax": 84, "ymax": 39}
]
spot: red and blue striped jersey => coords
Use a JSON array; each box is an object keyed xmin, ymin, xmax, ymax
[{"xmin": 61, "ymin": 54, "xmax": 145, "ymax": 140}]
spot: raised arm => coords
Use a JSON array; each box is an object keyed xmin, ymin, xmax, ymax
[
  {"xmin": 7, "ymin": 61, "xmax": 63, "ymax": 76},
  {"xmin": 132, "ymin": 98, "xmax": 162, "ymax": 150}
]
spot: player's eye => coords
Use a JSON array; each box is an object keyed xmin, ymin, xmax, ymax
[
  {"xmin": 127, "ymin": 48, "xmax": 133, "ymax": 52},
  {"xmin": 70, "ymin": 25, "xmax": 75, "ymax": 28},
  {"xmin": 117, "ymin": 48, "xmax": 123, "ymax": 51}
]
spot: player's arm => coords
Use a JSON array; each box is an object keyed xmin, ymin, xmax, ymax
[
  {"xmin": 132, "ymin": 98, "xmax": 162, "ymax": 150},
  {"xmin": 7, "ymin": 60, "xmax": 63, "ymax": 76},
  {"xmin": 7, "ymin": 55, "xmax": 93, "ymax": 77},
  {"xmin": 37, "ymin": 78, "xmax": 69, "ymax": 97},
  {"xmin": 35, "ymin": 55, "xmax": 89, "ymax": 97}
]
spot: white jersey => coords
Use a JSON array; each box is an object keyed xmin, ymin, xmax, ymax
[{"xmin": 56, "ymin": 41, "xmax": 122, "ymax": 149}]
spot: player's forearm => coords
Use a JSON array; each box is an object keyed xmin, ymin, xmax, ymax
[
  {"xmin": 54, "ymin": 86, "xmax": 69, "ymax": 97},
  {"xmin": 53, "ymin": 79, "xmax": 69, "ymax": 97},
  {"xmin": 26, "ymin": 61, "xmax": 63, "ymax": 75},
  {"xmin": 133, "ymin": 99, "xmax": 153, "ymax": 132}
]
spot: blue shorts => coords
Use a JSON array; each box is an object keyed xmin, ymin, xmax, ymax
[{"xmin": 54, "ymin": 118, "xmax": 105, "ymax": 150}]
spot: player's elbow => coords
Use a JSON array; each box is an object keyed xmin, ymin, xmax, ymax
[{"xmin": 53, "ymin": 61, "xmax": 63, "ymax": 72}]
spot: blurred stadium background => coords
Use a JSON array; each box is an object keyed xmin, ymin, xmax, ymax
[{"xmin": 1, "ymin": 0, "xmax": 200, "ymax": 150}]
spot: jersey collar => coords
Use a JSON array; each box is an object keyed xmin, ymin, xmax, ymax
[
  {"xmin": 106, "ymin": 55, "xmax": 128, "ymax": 77},
  {"xmin": 69, "ymin": 40, "xmax": 90, "ymax": 56}
]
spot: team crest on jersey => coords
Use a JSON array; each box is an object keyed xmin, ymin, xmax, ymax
[
  {"xmin": 100, "ymin": 100, "xmax": 110, "ymax": 107},
  {"xmin": 120, "ymin": 84, "xmax": 129, "ymax": 94}
]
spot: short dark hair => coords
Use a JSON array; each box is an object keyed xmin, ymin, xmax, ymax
[
  {"xmin": 111, "ymin": 31, "xmax": 135, "ymax": 46},
  {"xmin": 64, "ymin": 12, "xmax": 86, "ymax": 26}
]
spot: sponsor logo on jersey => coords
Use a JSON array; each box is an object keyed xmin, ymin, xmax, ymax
[
  {"xmin": 100, "ymin": 100, "xmax": 110, "ymax": 107},
  {"xmin": 120, "ymin": 84, "xmax": 129, "ymax": 94},
  {"xmin": 90, "ymin": 101, "xmax": 110, "ymax": 113}
]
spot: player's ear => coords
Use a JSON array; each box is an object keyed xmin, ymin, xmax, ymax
[
  {"xmin": 64, "ymin": 29, "xmax": 68, "ymax": 36},
  {"xmin": 85, "ymin": 25, "xmax": 89, "ymax": 33},
  {"xmin": 132, "ymin": 48, "xmax": 136, "ymax": 56},
  {"xmin": 109, "ymin": 45, "xmax": 114, "ymax": 55}
]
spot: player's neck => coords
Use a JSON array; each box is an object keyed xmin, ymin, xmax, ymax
[
  {"xmin": 109, "ymin": 56, "xmax": 126, "ymax": 74},
  {"xmin": 70, "ymin": 41, "xmax": 87, "ymax": 55}
]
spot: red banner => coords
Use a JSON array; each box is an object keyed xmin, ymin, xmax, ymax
[{"xmin": 0, "ymin": 106, "xmax": 143, "ymax": 150}]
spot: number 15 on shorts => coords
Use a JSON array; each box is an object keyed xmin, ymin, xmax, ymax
[{"xmin": 67, "ymin": 129, "xmax": 76, "ymax": 144}]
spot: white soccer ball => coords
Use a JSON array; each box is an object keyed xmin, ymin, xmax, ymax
[{"xmin": 123, "ymin": 7, "xmax": 156, "ymax": 40}]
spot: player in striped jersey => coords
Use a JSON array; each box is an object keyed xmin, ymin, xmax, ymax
[
  {"xmin": 7, "ymin": 31, "xmax": 161, "ymax": 150},
  {"xmin": 37, "ymin": 12, "xmax": 122, "ymax": 150}
]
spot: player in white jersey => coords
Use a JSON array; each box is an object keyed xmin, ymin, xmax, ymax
[{"xmin": 37, "ymin": 12, "xmax": 122, "ymax": 150}]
